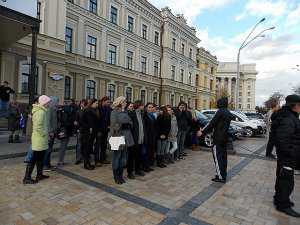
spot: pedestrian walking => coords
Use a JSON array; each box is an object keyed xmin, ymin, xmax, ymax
[
  {"xmin": 265, "ymin": 100, "xmax": 280, "ymax": 158},
  {"xmin": 200, "ymin": 97, "xmax": 233, "ymax": 183},
  {"xmin": 7, "ymin": 100, "xmax": 21, "ymax": 143},
  {"xmin": 98, "ymin": 96, "xmax": 112, "ymax": 164},
  {"xmin": 0, "ymin": 81, "xmax": 15, "ymax": 118},
  {"xmin": 167, "ymin": 106, "xmax": 178, "ymax": 163},
  {"xmin": 110, "ymin": 96, "xmax": 134, "ymax": 184},
  {"xmin": 23, "ymin": 95, "xmax": 51, "ymax": 184},
  {"xmin": 156, "ymin": 106, "xmax": 171, "ymax": 168},
  {"xmin": 272, "ymin": 95, "xmax": 300, "ymax": 217}
]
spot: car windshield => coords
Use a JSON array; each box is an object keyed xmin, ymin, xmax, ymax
[{"xmin": 245, "ymin": 113, "xmax": 264, "ymax": 120}]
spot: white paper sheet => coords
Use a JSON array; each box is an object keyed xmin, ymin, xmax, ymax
[{"xmin": 109, "ymin": 136, "xmax": 125, "ymax": 150}]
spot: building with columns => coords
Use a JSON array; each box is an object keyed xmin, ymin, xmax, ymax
[
  {"xmin": 195, "ymin": 47, "xmax": 218, "ymax": 110},
  {"xmin": 216, "ymin": 62, "xmax": 257, "ymax": 112},
  {"xmin": 0, "ymin": 0, "xmax": 199, "ymax": 107}
]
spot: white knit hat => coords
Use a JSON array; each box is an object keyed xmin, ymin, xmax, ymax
[{"xmin": 38, "ymin": 95, "xmax": 51, "ymax": 106}]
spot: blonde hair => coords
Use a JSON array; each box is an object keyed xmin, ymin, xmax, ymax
[{"xmin": 112, "ymin": 96, "xmax": 126, "ymax": 108}]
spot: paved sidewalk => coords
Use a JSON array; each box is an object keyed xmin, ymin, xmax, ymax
[{"xmin": 0, "ymin": 137, "xmax": 299, "ymax": 225}]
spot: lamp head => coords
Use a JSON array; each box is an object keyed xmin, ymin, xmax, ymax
[{"xmin": 260, "ymin": 18, "xmax": 266, "ymax": 23}]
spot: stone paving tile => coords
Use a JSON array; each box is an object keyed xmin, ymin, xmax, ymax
[
  {"xmin": 0, "ymin": 163, "xmax": 165, "ymax": 225},
  {"xmin": 190, "ymin": 159, "xmax": 300, "ymax": 225}
]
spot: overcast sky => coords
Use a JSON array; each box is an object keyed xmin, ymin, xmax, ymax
[{"xmin": 149, "ymin": 0, "xmax": 300, "ymax": 106}]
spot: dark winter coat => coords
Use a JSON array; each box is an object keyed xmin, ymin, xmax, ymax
[
  {"xmin": 202, "ymin": 98, "xmax": 234, "ymax": 145},
  {"xmin": 144, "ymin": 112, "xmax": 157, "ymax": 146},
  {"xmin": 0, "ymin": 86, "xmax": 15, "ymax": 102},
  {"xmin": 128, "ymin": 110, "xmax": 139, "ymax": 144},
  {"xmin": 7, "ymin": 105, "xmax": 21, "ymax": 131},
  {"xmin": 57, "ymin": 105, "xmax": 77, "ymax": 137},
  {"xmin": 175, "ymin": 110, "xmax": 191, "ymax": 132},
  {"xmin": 272, "ymin": 106, "xmax": 300, "ymax": 168},
  {"xmin": 79, "ymin": 107, "xmax": 100, "ymax": 135},
  {"xmin": 99, "ymin": 106, "xmax": 111, "ymax": 133},
  {"xmin": 157, "ymin": 114, "xmax": 171, "ymax": 140}
]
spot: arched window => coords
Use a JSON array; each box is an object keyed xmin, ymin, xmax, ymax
[
  {"xmin": 126, "ymin": 87, "xmax": 132, "ymax": 102},
  {"xmin": 140, "ymin": 90, "xmax": 146, "ymax": 104},
  {"xmin": 107, "ymin": 84, "xmax": 115, "ymax": 101},
  {"xmin": 64, "ymin": 76, "xmax": 71, "ymax": 100},
  {"xmin": 171, "ymin": 94, "xmax": 175, "ymax": 106},
  {"xmin": 20, "ymin": 63, "xmax": 39, "ymax": 94},
  {"xmin": 86, "ymin": 80, "xmax": 96, "ymax": 99}
]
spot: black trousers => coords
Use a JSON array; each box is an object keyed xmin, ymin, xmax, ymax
[
  {"xmin": 32, "ymin": 150, "xmax": 46, "ymax": 176},
  {"xmin": 81, "ymin": 133, "xmax": 92, "ymax": 164},
  {"xmin": 274, "ymin": 161, "xmax": 294, "ymax": 209},
  {"xmin": 93, "ymin": 132, "xmax": 101, "ymax": 163},
  {"xmin": 100, "ymin": 131, "xmax": 108, "ymax": 162},
  {"xmin": 266, "ymin": 134, "xmax": 275, "ymax": 156},
  {"xmin": 212, "ymin": 144, "xmax": 227, "ymax": 180},
  {"xmin": 127, "ymin": 145, "xmax": 142, "ymax": 175}
]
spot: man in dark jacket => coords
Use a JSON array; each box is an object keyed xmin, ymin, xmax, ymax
[
  {"xmin": 200, "ymin": 97, "xmax": 233, "ymax": 183},
  {"xmin": 0, "ymin": 81, "xmax": 15, "ymax": 118},
  {"xmin": 272, "ymin": 95, "xmax": 300, "ymax": 217}
]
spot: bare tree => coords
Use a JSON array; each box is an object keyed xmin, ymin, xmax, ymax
[{"xmin": 264, "ymin": 91, "xmax": 284, "ymax": 109}]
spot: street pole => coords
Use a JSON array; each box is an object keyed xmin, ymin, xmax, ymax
[
  {"xmin": 235, "ymin": 49, "xmax": 241, "ymax": 110},
  {"xmin": 29, "ymin": 26, "xmax": 38, "ymax": 106}
]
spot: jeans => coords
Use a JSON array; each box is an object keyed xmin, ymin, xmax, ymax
[
  {"xmin": 0, "ymin": 100, "xmax": 8, "ymax": 118},
  {"xmin": 94, "ymin": 132, "xmax": 101, "ymax": 163},
  {"xmin": 24, "ymin": 145, "xmax": 33, "ymax": 163},
  {"xmin": 75, "ymin": 133, "xmax": 82, "ymax": 161},
  {"xmin": 58, "ymin": 137, "xmax": 70, "ymax": 163},
  {"xmin": 157, "ymin": 139, "xmax": 169, "ymax": 156},
  {"xmin": 44, "ymin": 136, "xmax": 55, "ymax": 167},
  {"xmin": 112, "ymin": 149, "xmax": 127, "ymax": 171},
  {"xmin": 169, "ymin": 141, "xmax": 178, "ymax": 154},
  {"xmin": 176, "ymin": 131, "xmax": 186, "ymax": 157},
  {"xmin": 266, "ymin": 134, "xmax": 275, "ymax": 156},
  {"xmin": 100, "ymin": 131, "xmax": 109, "ymax": 162}
]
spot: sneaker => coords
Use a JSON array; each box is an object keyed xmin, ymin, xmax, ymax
[
  {"xmin": 211, "ymin": 177, "xmax": 226, "ymax": 183},
  {"xmin": 135, "ymin": 171, "xmax": 145, "ymax": 176}
]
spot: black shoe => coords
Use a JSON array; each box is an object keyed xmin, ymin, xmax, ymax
[
  {"xmin": 36, "ymin": 174, "xmax": 50, "ymax": 181},
  {"xmin": 23, "ymin": 178, "xmax": 37, "ymax": 184},
  {"xmin": 276, "ymin": 207, "xmax": 300, "ymax": 217},
  {"xmin": 128, "ymin": 173, "xmax": 135, "ymax": 179},
  {"xmin": 100, "ymin": 160, "xmax": 111, "ymax": 164},
  {"xmin": 84, "ymin": 164, "xmax": 95, "ymax": 170},
  {"xmin": 75, "ymin": 160, "xmax": 82, "ymax": 165},
  {"xmin": 211, "ymin": 177, "xmax": 226, "ymax": 183},
  {"xmin": 135, "ymin": 171, "xmax": 145, "ymax": 176},
  {"xmin": 182, "ymin": 152, "xmax": 188, "ymax": 156},
  {"xmin": 8, "ymin": 135, "xmax": 13, "ymax": 143}
]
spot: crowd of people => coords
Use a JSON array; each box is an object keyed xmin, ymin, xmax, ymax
[{"xmin": 22, "ymin": 94, "xmax": 204, "ymax": 185}]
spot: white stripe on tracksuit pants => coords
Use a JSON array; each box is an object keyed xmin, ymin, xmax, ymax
[{"xmin": 212, "ymin": 144, "xmax": 227, "ymax": 180}]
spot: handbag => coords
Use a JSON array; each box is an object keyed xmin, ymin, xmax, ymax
[{"xmin": 109, "ymin": 136, "xmax": 125, "ymax": 151}]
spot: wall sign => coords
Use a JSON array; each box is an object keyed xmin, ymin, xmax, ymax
[{"xmin": 49, "ymin": 73, "xmax": 64, "ymax": 81}]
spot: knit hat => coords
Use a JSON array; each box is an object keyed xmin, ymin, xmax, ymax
[
  {"xmin": 285, "ymin": 95, "xmax": 300, "ymax": 106},
  {"xmin": 38, "ymin": 95, "xmax": 51, "ymax": 106}
]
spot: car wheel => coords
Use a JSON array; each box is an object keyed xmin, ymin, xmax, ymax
[
  {"xmin": 204, "ymin": 134, "xmax": 214, "ymax": 147},
  {"xmin": 245, "ymin": 127, "xmax": 253, "ymax": 137}
]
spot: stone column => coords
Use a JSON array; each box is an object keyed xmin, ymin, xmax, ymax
[
  {"xmin": 77, "ymin": 19, "xmax": 85, "ymax": 56},
  {"xmin": 119, "ymin": 37, "xmax": 125, "ymax": 67},
  {"xmin": 228, "ymin": 78, "xmax": 232, "ymax": 101},
  {"xmin": 100, "ymin": 28, "xmax": 107, "ymax": 62}
]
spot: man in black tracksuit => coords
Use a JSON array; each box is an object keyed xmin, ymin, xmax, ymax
[
  {"xmin": 201, "ymin": 97, "xmax": 233, "ymax": 183},
  {"xmin": 272, "ymin": 95, "xmax": 300, "ymax": 217}
]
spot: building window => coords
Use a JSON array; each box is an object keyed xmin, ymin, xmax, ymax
[
  {"xmin": 87, "ymin": 35, "xmax": 96, "ymax": 59},
  {"xmin": 171, "ymin": 65, "xmax": 175, "ymax": 80},
  {"xmin": 108, "ymin": 44, "xmax": 117, "ymax": 65},
  {"xmin": 247, "ymin": 104, "xmax": 250, "ymax": 109},
  {"xmin": 128, "ymin": 16, "xmax": 134, "ymax": 32},
  {"xmin": 110, "ymin": 6, "xmax": 118, "ymax": 24},
  {"xmin": 142, "ymin": 24, "xmax": 147, "ymax": 39},
  {"xmin": 89, "ymin": 0, "xmax": 97, "ymax": 14},
  {"xmin": 247, "ymin": 98, "xmax": 251, "ymax": 103},
  {"xmin": 195, "ymin": 75, "xmax": 199, "ymax": 86},
  {"xmin": 239, "ymin": 92, "xmax": 242, "ymax": 96},
  {"xmin": 154, "ymin": 61, "xmax": 159, "ymax": 77},
  {"xmin": 86, "ymin": 80, "xmax": 96, "ymax": 99},
  {"xmin": 196, "ymin": 60, "xmax": 200, "ymax": 68},
  {"xmin": 180, "ymin": 96, "xmax": 184, "ymax": 102},
  {"xmin": 189, "ymin": 48, "xmax": 193, "ymax": 59},
  {"xmin": 126, "ymin": 51, "xmax": 133, "ymax": 70},
  {"xmin": 172, "ymin": 38, "xmax": 176, "ymax": 51},
  {"xmin": 65, "ymin": 27, "xmax": 73, "ymax": 53},
  {"xmin": 64, "ymin": 76, "xmax": 71, "ymax": 100},
  {"xmin": 107, "ymin": 84, "xmax": 116, "ymax": 101},
  {"xmin": 188, "ymin": 72, "xmax": 192, "ymax": 85},
  {"xmin": 180, "ymin": 69, "xmax": 184, "ymax": 83},
  {"xmin": 20, "ymin": 63, "xmax": 39, "ymax": 94},
  {"xmin": 141, "ymin": 56, "xmax": 147, "ymax": 74},
  {"xmin": 67, "ymin": 0, "xmax": 74, "ymax": 3},
  {"xmin": 188, "ymin": 98, "xmax": 191, "ymax": 107},
  {"xmin": 210, "ymin": 67, "xmax": 214, "ymax": 74},
  {"xmin": 171, "ymin": 94, "xmax": 175, "ymax": 106},
  {"xmin": 141, "ymin": 90, "xmax": 146, "ymax": 104},
  {"xmin": 210, "ymin": 80, "xmax": 213, "ymax": 90},
  {"xmin": 154, "ymin": 31, "xmax": 159, "ymax": 45},
  {"xmin": 248, "ymin": 91, "xmax": 251, "ymax": 96},
  {"xmin": 239, "ymin": 104, "xmax": 242, "ymax": 109},
  {"xmin": 126, "ymin": 87, "xmax": 132, "ymax": 102},
  {"xmin": 153, "ymin": 92, "xmax": 158, "ymax": 104},
  {"xmin": 181, "ymin": 43, "xmax": 185, "ymax": 55},
  {"xmin": 248, "ymin": 85, "xmax": 251, "ymax": 90}
]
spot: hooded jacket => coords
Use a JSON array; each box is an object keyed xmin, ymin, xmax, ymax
[
  {"xmin": 271, "ymin": 106, "xmax": 300, "ymax": 168},
  {"xmin": 31, "ymin": 104, "xmax": 49, "ymax": 151},
  {"xmin": 202, "ymin": 97, "xmax": 233, "ymax": 145}
]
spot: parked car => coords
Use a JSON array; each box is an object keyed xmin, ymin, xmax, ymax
[
  {"xmin": 195, "ymin": 111, "xmax": 241, "ymax": 147},
  {"xmin": 234, "ymin": 111, "xmax": 267, "ymax": 135},
  {"xmin": 202, "ymin": 109, "xmax": 263, "ymax": 137}
]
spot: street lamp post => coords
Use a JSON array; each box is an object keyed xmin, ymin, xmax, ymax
[{"xmin": 235, "ymin": 18, "xmax": 275, "ymax": 110}]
